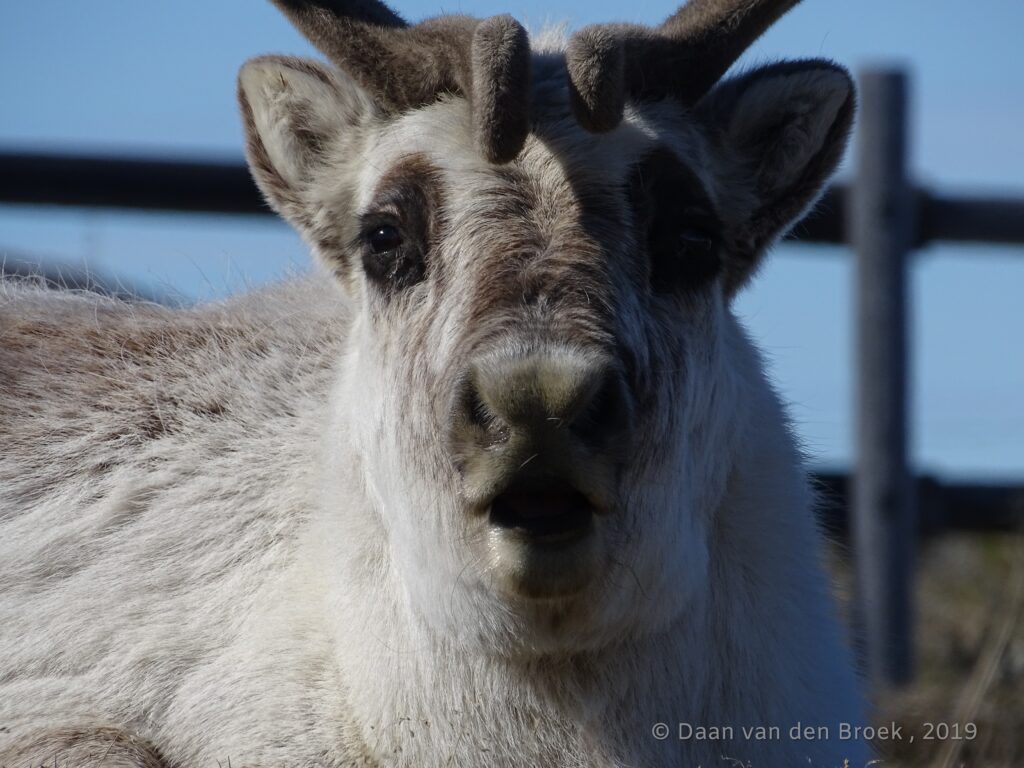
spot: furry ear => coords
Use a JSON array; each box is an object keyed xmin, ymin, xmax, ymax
[
  {"xmin": 698, "ymin": 60, "xmax": 855, "ymax": 295},
  {"xmin": 237, "ymin": 55, "xmax": 376, "ymax": 233}
]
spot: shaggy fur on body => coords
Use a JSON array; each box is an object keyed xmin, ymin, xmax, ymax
[{"xmin": 1, "ymin": 25, "xmax": 868, "ymax": 768}]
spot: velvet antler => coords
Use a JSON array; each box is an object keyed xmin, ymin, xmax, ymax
[
  {"xmin": 271, "ymin": 0, "xmax": 531, "ymax": 163},
  {"xmin": 566, "ymin": 0, "xmax": 801, "ymax": 132}
]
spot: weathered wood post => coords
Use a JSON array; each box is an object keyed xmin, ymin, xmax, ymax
[{"xmin": 851, "ymin": 68, "xmax": 916, "ymax": 686}]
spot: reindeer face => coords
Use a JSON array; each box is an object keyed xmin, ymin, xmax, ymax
[
  {"xmin": 240, "ymin": 2, "xmax": 853, "ymax": 652},
  {"xmin": 346, "ymin": 96, "xmax": 720, "ymax": 615}
]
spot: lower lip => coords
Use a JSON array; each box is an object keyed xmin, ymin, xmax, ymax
[{"xmin": 484, "ymin": 521, "xmax": 599, "ymax": 600}]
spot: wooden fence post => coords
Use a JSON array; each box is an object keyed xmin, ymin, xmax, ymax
[{"xmin": 851, "ymin": 68, "xmax": 916, "ymax": 686}]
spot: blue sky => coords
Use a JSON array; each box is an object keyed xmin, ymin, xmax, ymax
[{"xmin": 1, "ymin": 0, "xmax": 1022, "ymax": 478}]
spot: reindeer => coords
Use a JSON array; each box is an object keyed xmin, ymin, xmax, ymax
[{"xmin": 0, "ymin": 0, "xmax": 868, "ymax": 765}]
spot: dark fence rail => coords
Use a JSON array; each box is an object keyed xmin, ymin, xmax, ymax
[
  {"xmin": 4, "ymin": 150, "xmax": 1024, "ymax": 247},
  {"xmin": 813, "ymin": 472, "xmax": 1024, "ymax": 540},
  {"xmin": 0, "ymin": 152, "xmax": 266, "ymax": 217}
]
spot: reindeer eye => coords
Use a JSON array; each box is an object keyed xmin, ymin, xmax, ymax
[
  {"xmin": 678, "ymin": 228, "xmax": 715, "ymax": 252},
  {"xmin": 648, "ymin": 214, "xmax": 721, "ymax": 292},
  {"xmin": 366, "ymin": 224, "xmax": 403, "ymax": 254},
  {"xmin": 359, "ymin": 220, "xmax": 425, "ymax": 292},
  {"xmin": 357, "ymin": 167, "xmax": 435, "ymax": 295},
  {"xmin": 628, "ymin": 149, "xmax": 723, "ymax": 294}
]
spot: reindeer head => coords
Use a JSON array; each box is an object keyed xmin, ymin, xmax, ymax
[{"xmin": 239, "ymin": 0, "xmax": 853, "ymax": 653}]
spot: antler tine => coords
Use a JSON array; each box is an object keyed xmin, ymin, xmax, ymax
[
  {"xmin": 658, "ymin": 0, "xmax": 802, "ymax": 98},
  {"xmin": 566, "ymin": 0, "xmax": 801, "ymax": 132},
  {"xmin": 272, "ymin": 0, "xmax": 405, "ymax": 33},
  {"xmin": 470, "ymin": 16, "xmax": 532, "ymax": 163},
  {"xmin": 565, "ymin": 26, "xmax": 627, "ymax": 133},
  {"xmin": 270, "ymin": 0, "xmax": 531, "ymax": 163}
]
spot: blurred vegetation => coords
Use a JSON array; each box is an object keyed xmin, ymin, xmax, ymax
[{"xmin": 833, "ymin": 532, "xmax": 1024, "ymax": 767}]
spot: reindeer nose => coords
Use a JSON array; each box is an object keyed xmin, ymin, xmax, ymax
[{"xmin": 464, "ymin": 349, "xmax": 629, "ymax": 448}]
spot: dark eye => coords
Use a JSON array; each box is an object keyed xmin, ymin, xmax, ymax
[
  {"xmin": 360, "ymin": 220, "xmax": 426, "ymax": 293},
  {"xmin": 627, "ymin": 148, "xmax": 724, "ymax": 294},
  {"xmin": 648, "ymin": 215, "xmax": 721, "ymax": 292},
  {"xmin": 679, "ymin": 228, "xmax": 715, "ymax": 253},
  {"xmin": 367, "ymin": 224, "xmax": 403, "ymax": 254}
]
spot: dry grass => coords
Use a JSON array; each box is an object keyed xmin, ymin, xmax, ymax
[{"xmin": 832, "ymin": 532, "xmax": 1024, "ymax": 767}]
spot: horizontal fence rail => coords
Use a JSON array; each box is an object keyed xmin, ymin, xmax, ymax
[
  {"xmin": 4, "ymin": 150, "xmax": 1024, "ymax": 246},
  {"xmin": 813, "ymin": 472, "xmax": 1024, "ymax": 540}
]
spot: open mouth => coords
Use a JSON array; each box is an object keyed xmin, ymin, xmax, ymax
[{"xmin": 489, "ymin": 481, "xmax": 595, "ymax": 543}]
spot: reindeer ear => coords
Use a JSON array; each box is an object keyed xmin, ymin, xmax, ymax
[
  {"xmin": 237, "ymin": 55, "xmax": 376, "ymax": 230},
  {"xmin": 698, "ymin": 60, "xmax": 854, "ymax": 295}
]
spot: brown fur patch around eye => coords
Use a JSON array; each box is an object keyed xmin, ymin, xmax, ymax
[
  {"xmin": 372, "ymin": 154, "xmax": 444, "ymax": 198},
  {"xmin": 628, "ymin": 147, "xmax": 723, "ymax": 292},
  {"xmin": 358, "ymin": 154, "xmax": 447, "ymax": 296}
]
